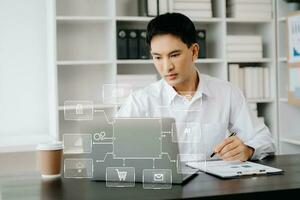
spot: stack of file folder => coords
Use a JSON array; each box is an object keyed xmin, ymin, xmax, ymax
[
  {"xmin": 226, "ymin": 35, "xmax": 263, "ymax": 60},
  {"xmin": 227, "ymin": 0, "xmax": 272, "ymax": 19},
  {"xmin": 170, "ymin": 0, "xmax": 212, "ymax": 18}
]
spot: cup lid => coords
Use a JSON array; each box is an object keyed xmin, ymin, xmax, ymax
[{"xmin": 36, "ymin": 142, "xmax": 63, "ymax": 151}]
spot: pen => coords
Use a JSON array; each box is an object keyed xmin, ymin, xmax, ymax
[{"xmin": 210, "ymin": 132, "xmax": 237, "ymax": 158}]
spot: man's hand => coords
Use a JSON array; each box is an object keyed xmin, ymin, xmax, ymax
[{"xmin": 213, "ymin": 136, "xmax": 254, "ymax": 161}]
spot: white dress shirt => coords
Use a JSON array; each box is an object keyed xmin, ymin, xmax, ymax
[{"xmin": 117, "ymin": 73, "xmax": 275, "ymax": 160}]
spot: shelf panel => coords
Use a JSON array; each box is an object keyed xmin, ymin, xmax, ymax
[
  {"xmin": 116, "ymin": 16, "xmax": 223, "ymax": 23},
  {"xmin": 278, "ymin": 17, "xmax": 287, "ymax": 22},
  {"xmin": 117, "ymin": 59, "xmax": 224, "ymax": 65},
  {"xmin": 56, "ymin": 16, "xmax": 113, "ymax": 22},
  {"xmin": 195, "ymin": 58, "xmax": 224, "ymax": 63},
  {"xmin": 116, "ymin": 16, "xmax": 154, "ymax": 22},
  {"xmin": 191, "ymin": 18, "xmax": 223, "ymax": 23},
  {"xmin": 117, "ymin": 59, "xmax": 153, "ymax": 64},
  {"xmin": 57, "ymin": 60, "xmax": 113, "ymax": 66},
  {"xmin": 226, "ymin": 18, "xmax": 272, "ymax": 23},
  {"xmin": 247, "ymin": 99, "xmax": 274, "ymax": 103},
  {"xmin": 227, "ymin": 58, "xmax": 273, "ymax": 63},
  {"xmin": 279, "ymin": 57, "xmax": 287, "ymax": 62},
  {"xmin": 280, "ymin": 98, "xmax": 288, "ymax": 102}
]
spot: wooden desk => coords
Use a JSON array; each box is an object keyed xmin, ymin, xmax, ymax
[{"xmin": 1, "ymin": 154, "xmax": 300, "ymax": 199}]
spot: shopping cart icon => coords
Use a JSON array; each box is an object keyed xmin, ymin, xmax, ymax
[{"xmin": 115, "ymin": 169, "xmax": 127, "ymax": 181}]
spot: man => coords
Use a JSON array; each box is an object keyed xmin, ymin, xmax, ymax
[{"xmin": 117, "ymin": 13, "xmax": 275, "ymax": 161}]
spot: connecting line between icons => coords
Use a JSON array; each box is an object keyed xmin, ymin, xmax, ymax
[
  {"xmin": 92, "ymin": 109, "xmax": 114, "ymax": 124},
  {"xmin": 95, "ymin": 152, "xmax": 114, "ymax": 163},
  {"xmin": 153, "ymin": 159, "xmax": 155, "ymax": 169},
  {"xmin": 161, "ymin": 152, "xmax": 176, "ymax": 163},
  {"xmin": 123, "ymin": 159, "xmax": 126, "ymax": 166}
]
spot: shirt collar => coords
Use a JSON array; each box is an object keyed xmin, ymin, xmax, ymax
[{"xmin": 162, "ymin": 70, "xmax": 212, "ymax": 105}]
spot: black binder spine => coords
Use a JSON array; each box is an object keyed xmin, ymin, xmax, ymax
[
  {"xmin": 117, "ymin": 29, "xmax": 128, "ymax": 59},
  {"xmin": 196, "ymin": 30, "xmax": 207, "ymax": 59},
  {"xmin": 128, "ymin": 30, "xmax": 139, "ymax": 59},
  {"xmin": 138, "ymin": 30, "xmax": 150, "ymax": 59}
]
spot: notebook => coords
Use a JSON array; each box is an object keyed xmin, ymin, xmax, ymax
[{"xmin": 186, "ymin": 160, "xmax": 283, "ymax": 179}]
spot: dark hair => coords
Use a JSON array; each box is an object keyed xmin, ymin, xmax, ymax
[{"xmin": 146, "ymin": 12, "xmax": 197, "ymax": 48}]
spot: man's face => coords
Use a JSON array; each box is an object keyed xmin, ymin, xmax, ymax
[{"xmin": 150, "ymin": 34, "xmax": 198, "ymax": 87}]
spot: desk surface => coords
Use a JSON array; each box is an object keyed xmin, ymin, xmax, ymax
[{"xmin": 1, "ymin": 154, "xmax": 300, "ymax": 200}]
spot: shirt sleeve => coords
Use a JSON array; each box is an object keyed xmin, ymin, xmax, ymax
[
  {"xmin": 116, "ymin": 92, "xmax": 147, "ymax": 118},
  {"xmin": 228, "ymin": 85, "xmax": 276, "ymax": 160}
]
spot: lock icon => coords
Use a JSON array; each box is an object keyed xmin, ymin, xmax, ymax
[{"xmin": 75, "ymin": 104, "xmax": 84, "ymax": 115}]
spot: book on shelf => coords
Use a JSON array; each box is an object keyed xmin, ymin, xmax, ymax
[
  {"xmin": 159, "ymin": 0, "xmax": 169, "ymax": 14},
  {"xmin": 227, "ymin": 35, "xmax": 263, "ymax": 59},
  {"xmin": 169, "ymin": 0, "xmax": 212, "ymax": 18},
  {"xmin": 138, "ymin": 0, "xmax": 148, "ymax": 16},
  {"xmin": 172, "ymin": 2, "xmax": 212, "ymax": 10},
  {"xmin": 227, "ymin": 52, "xmax": 263, "ymax": 59},
  {"xmin": 227, "ymin": 44, "xmax": 263, "ymax": 52},
  {"xmin": 227, "ymin": 0, "xmax": 271, "ymax": 4},
  {"xmin": 227, "ymin": 0, "xmax": 272, "ymax": 19},
  {"xmin": 227, "ymin": 35, "xmax": 262, "ymax": 44},
  {"xmin": 147, "ymin": 0, "xmax": 159, "ymax": 16},
  {"xmin": 244, "ymin": 67, "xmax": 253, "ymax": 99},
  {"xmin": 172, "ymin": 9, "xmax": 212, "ymax": 18},
  {"xmin": 228, "ymin": 64, "xmax": 240, "ymax": 89},
  {"xmin": 227, "ymin": 10, "xmax": 272, "ymax": 19},
  {"xmin": 140, "ymin": 0, "xmax": 214, "ymax": 18},
  {"xmin": 258, "ymin": 67, "xmax": 264, "ymax": 98},
  {"xmin": 228, "ymin": 3, "xmax": 272, "ymax": 12},
  {"xmin": 228, "ymin": 64, "xmax": 271, "ymax": 99},
  {"xmin": 263, "ymin": 67, "xmax": 271, "ymax": 98},
  {"xmin": 139, "ymin": 0, "xmax": 169, "ymax": 16}
]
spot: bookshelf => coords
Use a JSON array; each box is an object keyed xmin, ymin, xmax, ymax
[
  {"xmin": 276, "ymin": 0, "xmax": 300, "ymax": 154},
  {"xmin": 54, "ymin": 0, "xmax": 300, "ymax": 154}
]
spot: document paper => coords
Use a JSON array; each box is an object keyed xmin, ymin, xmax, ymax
[{"xmin": 187, "ymin": 160, "xmax": 283, "ymax": 178}]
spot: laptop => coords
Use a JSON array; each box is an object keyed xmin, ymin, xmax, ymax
[{"xmin": 62, "ymin": 111, "xmax": 199, "ymax": 184}]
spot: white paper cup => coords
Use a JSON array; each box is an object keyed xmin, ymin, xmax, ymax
[{"xmin": 36, "ymin": 142, "xmax": 63, "ymax": 179}]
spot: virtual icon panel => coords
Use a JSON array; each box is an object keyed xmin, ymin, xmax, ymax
[
  {"xmin": 63, "ymin": 134, "xmax": 92, "ymax": 154},
  {"xmin": 64, "ymin": 159, "xmax": 93, "ymax": 178},
  {"xmin": 102, "ymin": 84, "xmax": 132, "ymax": 105},
  {"xmin": 172, "ymin": 122, "xmax": 201, "ymax": 143},
  {"xmin": 64, "ymin": 101, "xmax": 93, "ymax": 120},
  {"xmin": 106, "ymin": 167, "xmax": 135, "ymax": 187},
  {"xmin": 143, "ymin": 169, "xmax": 172, "ymax": 189}
]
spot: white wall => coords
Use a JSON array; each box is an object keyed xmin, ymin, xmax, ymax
[{"xmin": 0, "ymin": 0, "xmax": 56, "ymax": 173}]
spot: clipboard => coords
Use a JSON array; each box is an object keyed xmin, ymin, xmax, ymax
[{"xmin": 186, "ymin": 160, "xmax": 283, "ymax": 179}]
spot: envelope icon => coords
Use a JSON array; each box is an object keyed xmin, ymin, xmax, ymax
[{"xmin": 153, "ymin": 173, "xmax": 164, "ymax": 182}]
